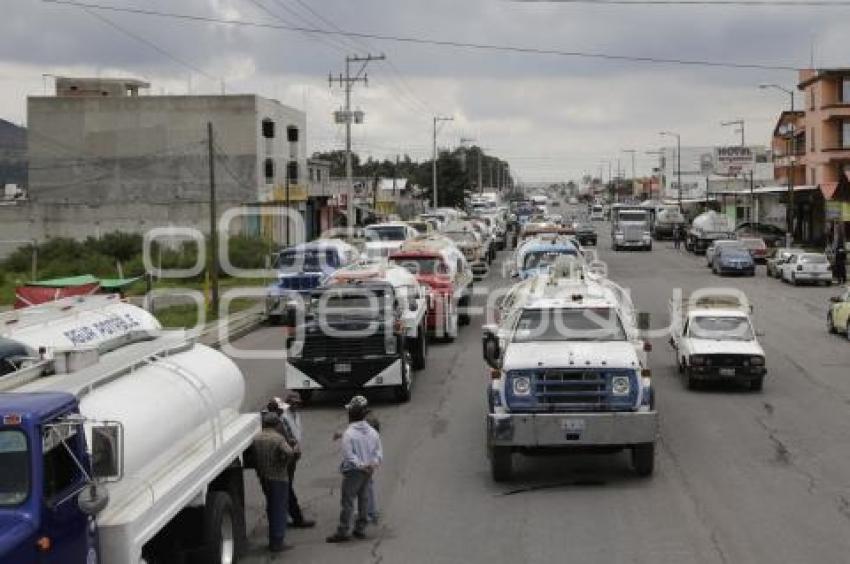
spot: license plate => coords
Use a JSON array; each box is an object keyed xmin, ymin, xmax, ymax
[
  {"xmin": 561, "ymin": 419, "xmax": 586, "ymax": 432},
  {"xmin": 334, "ymin": 363, "xmax": 352, "ymax": 373},
  {"xmin": 720, "ymin": 368, "xmax": 736, "ymax": 377}
]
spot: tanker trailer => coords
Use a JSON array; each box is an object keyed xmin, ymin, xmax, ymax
[{"xmin": 0, "ymin": 296, "xmax": 259, "ymax": 564}]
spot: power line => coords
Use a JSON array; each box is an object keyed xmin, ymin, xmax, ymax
[
  {"xmin": 516, "ymin": 0, "xmax": 850, "ymax": 5},
  {"xmin": 82, "ymin": 7, "xmax": 217, "ymax": 81},
  {"xmin": 41, "ymin": 0, "xmax": 803, "ymax": 71}
]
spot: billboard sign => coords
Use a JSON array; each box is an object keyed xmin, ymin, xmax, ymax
[{"xmin": 714, "ymin": 146, "xmax": 755, "ymax": 176}]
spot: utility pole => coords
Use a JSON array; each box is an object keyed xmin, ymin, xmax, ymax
[
  {"xmin": 722, "ymin": 119, "xmax": 748, "ymax": 224},
  {"xmin": 432, "ymin": 115, "xmax": 453, "ymax": 208},
  {"xmin": 330, "ymin": 53, "xmax": 385, "ymax": 227},
  {"xmin": 622, "ymin": 149, "xmax": 637, "ymax": 200},
  {"xmin": 760, "ymin": 84, "xmax": 796, "ymax": 246},
  {"xmin": 207, "ymin": 122, "xmax": 219, "ymax": 313},
  {"xmin": 660, "ymin": 132, "xmax": 682, "ymax": 209}
]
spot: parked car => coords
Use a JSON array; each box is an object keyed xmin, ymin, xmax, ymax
[
  {"xmin": 712, "ymin": 246, "xmax": 756, "ymax": 276},
  {"xmin": 706, "ymin": 240, "xmax": 743, "ymax": 268},
  {"xmin": 574, "ymin": 223, "xmax": 598, "ymax": 246},
  {"xmin": 781, "ymin": 253, "xmax": 832, "ymax": 286},
  {"xmin": 735, "ymin": 223, "xmax": 787, "ymax": 248},
  {"xmin": 737, "ymin": 237, "xmax": 768, "ymax": 264},
  {"xmin": 827, "ymin": 287, "xmax": 850, "ymax": 337},
  {"xmin": 767, "ymin": 247, "xmax": 806, "ymax": 278}
]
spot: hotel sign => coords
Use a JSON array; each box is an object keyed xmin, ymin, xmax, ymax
[{"xmin": 714, "ymin": 146, "xmax": 755, "ymax": 176}]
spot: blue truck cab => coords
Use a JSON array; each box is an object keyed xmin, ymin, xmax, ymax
[
  {"xmin": 512, "ymin": 239, "xmax": 579, "ymax": 280},
  {"xmin": 0, "ymin": 391, "xmax": 101, "ymax": 564},
  {"xmin": 266, "ymin": 240, "xmax": 359, "ymax": 323}
]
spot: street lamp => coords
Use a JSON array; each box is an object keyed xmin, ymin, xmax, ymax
[
  {"xmin": 759, "ymin": 83, "xmax": 796, "ymax": 247},
  {"xmin": 646, "ymin": 150, "xmax": 664, "ymax": 201},
  {"xmin": 660, "ymin": 131, "xmax": 682, "ymax": 210}
]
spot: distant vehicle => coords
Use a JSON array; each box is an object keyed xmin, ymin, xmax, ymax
[
  {"xmin": 781, "ymin": 253, "xmax": 833, "ymax": 286},
  {"xmin": 687, "ymin": 211, "xmax": 734, "ymax": 254},
  {"xmin": 390, "ymin": 236, "xmax": 475, "ymax": 339},
  {"xmin": 669, "ymin": 291, "xmax": 766, "ymax": 391},
  {"xmin": 483, "ymin": 262, "xmax": 656, "ymax": 480},
  {"xmin": 568, "ymin": 196, "xmax": 579, "ymax": 205},
  {"xmin": 266, "ymin": 240, "xmax": 359, "ymax": 323},
  {"xmin": 705, "ymin": 240, "xmax": 743, "ymax": 268},
  {"xmin": 406, "ymin": 220, "xmax": 435, "ymax": 237},
  {"xmin": 735, "ymin": 222, "xmax": 787, "ymax": 248},
  {"xmin": 652, "ymin": 206, "xmax": 685, "ymax": 240},
  {"xmin": 611, "ymin": 207, "xmax": 652, "ymax": 251},
  {"xmin": 444, "ymin": 228, "xmax": 488, "ymax": 280},
  {"xmin": 364, "ymin": 222, "xmax": 419, "ymax": 260},
  {"xmin": 712, "ymin": 246, "xmax": 756, "ymax": 277},
  {"xmin": 827, "ymin": 287, "xmax": 850, "ymax": 337},
  {"xmin": 320, "ymin": 227, "xmax": 370, "ymax": 252},
  {"xmin": 767, "ymin": 247, "xmax": 806, "ymax": 278},
  {"xmin": 574, "ymin": 223, "xmax": 598, "ymax": 246},
  {"xmin": 512, "ymin": 239, "xmax": 580, "ymax": 280},
  {"xmin": 737, "ymin": 237, "xmax": 768, "ymax": 264},
  {"xmin": 590, "ymin": 205, "xmax": 605, "ymax": 221},
  {"xmin": 550, "ymin": 200, "xmax": 561, "ymax": 207}
]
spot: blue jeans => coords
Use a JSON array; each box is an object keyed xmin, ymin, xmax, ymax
[{"xmin": 265, "ymin": 479, "xmax": 290, "ymax": 548}]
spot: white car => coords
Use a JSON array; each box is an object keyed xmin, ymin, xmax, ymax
[
  {"xmin": 364, "ymin": 222, "xmax": 420, "ymax": 260},
  {"xmin": 781, "ymin": 253, "xmax": 833, "ymax": 286}
]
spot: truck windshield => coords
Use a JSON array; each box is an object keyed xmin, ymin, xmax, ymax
[
  {"xmin": 513, "ymin": 308, "xmax": 627, "ymax": 342},
  {"xmin": 312, "ymin": 293, "xmax": 389, "ymax": 318},
  {"xmin": 522, "ymin": 249, "xmax": 576, "ymax": 270},
  {"xmin": 366, "ymin": 226, "xmax": 407, "ymax": 241},
  {"xmin": 0, "ymin": 429, "xmax": 29, "ymax": 506},
  {"xmin": 618, "ymin": 212, "xmax": 646, "ymax": 222},
  {"xmin": 275, "ymin": 249, "xmax": 338, "ymax": 270},
  {"xmin": 690, "ymin": 316, "xmax": 753, "ymax": 341},
  {"xmin": 390, "ymin": 257, "xmax": 444, "ymax": 276}
]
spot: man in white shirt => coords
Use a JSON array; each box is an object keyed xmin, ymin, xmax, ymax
[{"xmin": 326, "ymin": 395, "xmax": 383, "ymax": 543}]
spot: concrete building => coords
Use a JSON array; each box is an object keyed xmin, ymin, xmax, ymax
[{"xmin": 5, "ymin": 77, "xmax": 310, "ymax": 248}]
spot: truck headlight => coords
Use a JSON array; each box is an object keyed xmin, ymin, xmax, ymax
[
  {"xmin": 611, "ymin": 376, "xmax": 631, "ymax": 396},
  {"xmin": 750, "ymin": 356, "xmax": 765, "ymax": 366},
  {"xmin": 690, "ymin": 355, "xmax": 706, "ymax": 366},
  {"xmin": 385, "ymin": 334, "xmax": 397, "ymax": 354},
  {"xmin": 512, "ymin": 376, "xmax": 532, "ymax": 396}
]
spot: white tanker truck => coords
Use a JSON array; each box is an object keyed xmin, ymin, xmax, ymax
[
  {"xmin": 0, "ymin": 295, "xmax": 260, "ymax": 564},
  {"xmin": 686, "ymin": 210, "xmax": 735, "ymax": 254}
]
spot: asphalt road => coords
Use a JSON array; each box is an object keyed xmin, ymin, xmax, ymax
[{"xmin": 231, "ymin": 207, "xmax": 850, "ymax": 564}]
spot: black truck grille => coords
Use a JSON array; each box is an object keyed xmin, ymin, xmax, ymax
[
  {"xmin": 302, "ymin": 333, "xmax": 386, "ymax": 359},
  {"xmin": 705, "ymin": 354, "xmax": 751, "ymax": 367}
]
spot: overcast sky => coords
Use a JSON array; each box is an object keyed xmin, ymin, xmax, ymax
[{"xmin": 2, "ymin": 0, "xmax": 846, "ymax": 184}]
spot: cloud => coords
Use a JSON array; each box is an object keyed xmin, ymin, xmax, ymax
[{"xmin": 0, "ymin": 0, "xmax": 846, "ymax": 181}]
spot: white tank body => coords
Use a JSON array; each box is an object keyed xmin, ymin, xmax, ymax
[
  {"xmin": 0, "ymin": 295, "xmax": 161, "ymax": 357},
  {"xmin": 691, "ymin": 210, "xmax": 732, "ymax": 233},
  {"xmin": 78, "ymin": 343, "xmax": 245, "ymax": 480}
]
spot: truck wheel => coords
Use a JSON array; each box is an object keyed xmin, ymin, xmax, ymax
[
  {"xmin": 393, "ymin": 356, "xmax": 412, "ymax": 403},
  {"xmin": 631, "ymin": 443, "xmax": 655, "ymax": 477},
  {"xmin": 298, "ymin": 390, "xmax": 313, "ymax": 405},
  {"xmin": 459, "ymin": 293, "xmax": 471, "ymax": 326},
  {"xmin": 750, "ymin": 376, "xmax": 764, "ymax": 392},
  {"xmin": 685, "ymin": 369, "xmax": 698, "ymax": 390},
  {"xmin": 489, "ymin": 446, "xmax": 513, "ymax": 482},
  {"xmin": 646, "ymin": 244, "xmax": 652, "ymax": 252},
  {"xmin": 410, "ymin": 328, "xmax": 427, "ymax": 371},
  {"xmin": 203, "ymin": 491, "xmax": 236, "ymax": 564},
  {"xmin": 792, "ymin": 274, "xmax": 798, "ymax": 286}
]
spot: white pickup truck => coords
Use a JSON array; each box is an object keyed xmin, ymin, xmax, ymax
[
  {"xmin": 669, "ymin": 291, "xmax": 767, "ymax": 391},
  {"xmin": 483, "ymin": 259, "xmax": 657, "ymax": 481}
]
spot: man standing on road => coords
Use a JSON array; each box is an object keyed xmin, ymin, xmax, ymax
[
  {"xmin": 253, "ymin": 412, "xmax": 294, "ymax": 553},
  {"xmin": 327, "ymin": 396, "xmax": 383, "ymax": 543},
  {"xmin": 267, "ymin": 395, "xmax": 315, "ymax": 529},
  {"xmin": 835, "ymin": 245, "xmax": 847, "ymax": 285},
  {"xmin": 673, "ymin": 224, "xmax": 681, "ymax": 250}
]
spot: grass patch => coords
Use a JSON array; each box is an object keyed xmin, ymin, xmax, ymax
[{"xmin": 153, "ymin": 298, "xmax": 260, "ymax": 329}]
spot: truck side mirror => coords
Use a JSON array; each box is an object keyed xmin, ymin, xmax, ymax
[
  {"xmin": 830, "ymin": 296, "xmax": 841, "ymax": 303},
  {"xmin": 90, "ymin": 422, "xmax": 124, "ymax": 481},
  {"xmin": 78, "ymin": 483, "xmax": 109, "ymax": 516},
  {"xmin": 637, "ymin": 312, "xmax": 651, "ymax": 331},
  {"xmin": 481, "ymin": 325, "xmax": 501, "ymax": 369}
]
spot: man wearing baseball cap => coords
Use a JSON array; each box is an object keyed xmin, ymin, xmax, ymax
[{"xmin": 326, "ymin": 395, "xmax": 383, "ymax": 543}]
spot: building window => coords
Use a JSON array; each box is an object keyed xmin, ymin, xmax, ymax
[
  {"xmin": 287, "ymin": 161, "xmax": 299, "ymax": 183},
  {"xmin": 262, "ymin": 118, "xmax": 275, "ymax": 139},
  {"xmin": 264, "ymin": 159, "xmax": 275, "ymax": 184},
  {"xmin": 309, "ymin": 168, "xmax": 315, "ymax": 182},
  {"xmin": 843, "ymin": 79, "xmax": 850, "ymax": 104},
  {"xmin": 843, "ymin": 121, "xmax": 850, "ymax": 149},
  {"xmin": 286, "ymin": 126, "xmax": 299, "ymax": 143},
  {"xmin": 316, "ymin": 169, "xmax": 322, "ymax": 182},
  {"xmin": 810, "ymin": 128, "xmax": 815, "ymax": 152}
]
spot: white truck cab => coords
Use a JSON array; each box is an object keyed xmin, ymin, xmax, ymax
[
  {"xmin": 482, "ymin": 261, "xmax": 657, "ymax": 481},
  {"xmin": 669, "ymin": 290, "xmax": 767, "ymax": 391}
]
